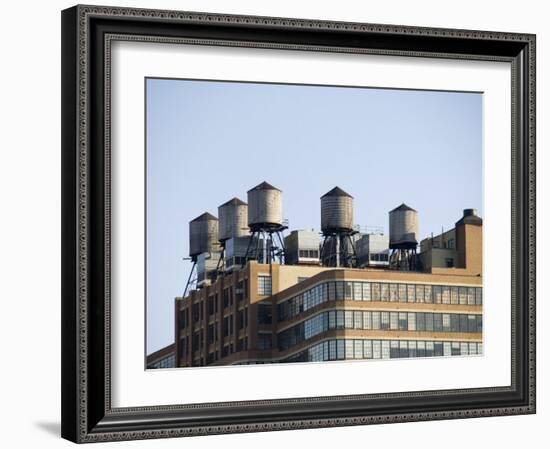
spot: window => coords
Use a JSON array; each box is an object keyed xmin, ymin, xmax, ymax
[
  {"xmin": 433, "ymin": 286, "xmax": 442, "ymax": 304},
  {"xmin": 372, "ymin": 311, "xmax": 381, "ymax": 330},
  {"xmin": 380, "ymin": 283, "xmax": 389, "ymax": 301},
  {"xmin": 408, "ymin": 341, "xmax": 417, "ymax": 358},
  {"xmin": 207, "ymin": 323, "xmax": 216, "ymax": 344},
  {"xmin": 257, "ymin": 276, "xmax": 272, "ymax": 296},
  {"xmin": 334, "ymin": 282, "xmax": 344, "ymax": 300},
  {"xmin": 354, "ymin": 282, "xmax": 363, "ymax": 301},
  {"xmin": 238, "ymin": 309, "xmax": 246, "ymax": 329},
  {"xmin": 425, "ymin": 313, "xmax": 434, "ymax": 331},
  {"xmin": 328, "ymin": 311, "xmax": 336, "ymax": 329},
  {"xmin": 467, "ymin": 287, "xmax": 476, "ymax": 305},
  {"xmin": 371, "ymin": 283, "xmax": 380, "ymax": 301},
  {"xmin": 328, "ymin": 282, "xmax": 336, "ymax": 301},
  {"xmin": 258, "ymin": 303, "xmax": 272, "ymax": 324},
  {"xmin": 415, "ymin": 285, "xmax": 424, "ymax": 303},
  {"xmin": 441, "ymin": 287, "xmax": 451, "ymax": 304},
  {"xmin": 223, "ymin": 288, "xmax": 230, "ymax": 308},
  {"xmin": 424, "ymin": 285, "xmax": 432, "ymax": 303},
  {"xmin": 329, "ymin": 340, "xmax": 336, "ymax": 360},
  {"xmin": 179, "ymin": 309, "xmax": 187, "ymax": 329},
  {"xmin": 363, "ymin": 311, "xmax": 372, "ymax": 330},
  {"xmin": 258, "ymin": 333, "xmax": 272, "ymax": 350},
  {"xmin": 398, "ymin": 284, "xmax": 407, "ymax": 302},
  {"xmin": 208, "ymin": 296, "xmax": 215, "ymax": 315},
  {"xmin": 372, "ymin": 340, "xmax": 382, "ymax": 359},
  {"xmin": 476, "ymin": 315, "xmax": 483, "ymax": 333},
  {"xmin": 433, "ymin": 313, "xmax": 443, "ymax": 332},
  {"xmin": 362, "ymin": 283, "xmax": 371, "ymax": 301},
  {"xmin": 223, "ymin": 316, "xmax": 230, "ymax": 337},
  {"xmin": 336, "ymin": 310, "xmax": 345, "ymax": 329},
  {"xmin": 399, "ymin": 340, "xmax": 409, "ymax": 358},
  {"xmin": 192, "ymin": 332, "xmax": 200, "ymax": 349},
  {"xmin": 442, "ymin": 314, "xmax": 451, "ymax": 332},
  {"xmin": 345, "ymin": 311, "xmax": 354, "ymax": 329},
  {"xmin": 380, "ymin": 311, "xmax": 390, "ymax": 330},
  {"xmin": 344, "ymin": 282, "xmax": 354, "ymax": 300},
  {"xmin": 399, "ymin": 312, "xmax": 408, "ymax": 331},
  {"xmin": 459, "ymin": 287, "xmax": 468, "ymax": 305},
  {"xmin": 408, "ymin": 312, "xmax": 416, "ymax": 331},
  {"xmin": 416, "ymin": 313, "xmax": 425, "ymax": 331},
  {"xmin": 450, "ymin": 287, "xmax": 459, "ymax": 304},
  {"xmin": 451, "ymin": 314, "xmax": 460, "ymax": 332},
  {"xmin": 354, "ymin": 311, "xmax": 362, "ymax": 329},
  {"xmin": 345, "ymin": 340, "xmax": 354, "ymax": 359},
  {"xmin": 381, "ymin": 341, "xmax": 391, "ymax": 359},
  {"xmin": 460, "ymin": 314, "xmax": 468, "ymax": 332},
  {"xmin": 426, "ymin": 341, "xmax": 434, "ymax": 357},
  {"xmin": 407, "ymin": 284, "xmax": 416, "ymax": 302},
  {"xmin": 389, "ymin": 284, "xmax": 398, "ymax": 302},
  {"xmin": 237, "ymin": 337, "xmax": 248, "ymax": 351},
  {"xmin": 364, "ymin": 340, "xmax": 372, "ymax": 359},
  {"xmin": 468, "ymin": 315, "xmax": 477, "ymax": 332},
  {"xmin": 475, "ymin": 288, "xmax": 483, "ymax": 305},
  {"xmin": 337, "ymin": 340, "xmax": 345, "ymax": 359},
  {"xmin": 451, "ymin": 342, "xmax": 461, "ymax": 355},
  {"xmin": 390, "ymin": 312, "xmax": 399, "ymax": 330}
]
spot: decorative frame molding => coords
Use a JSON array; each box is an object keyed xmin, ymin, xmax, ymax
[{"xmin": 61, "ymin": 4, "xmax": 536, "ymax": 443}]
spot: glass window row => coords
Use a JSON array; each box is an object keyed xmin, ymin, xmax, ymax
[
  {"xmin": 278, "ymin": 281, "xmax": 482, "ymax": 322},
  {"xmin": 283, "ymin": 339, "xmax": 483, "ymax": 363},
  {"xmin": 149, "ymin": 355, "xmax": 176, "ymax": 369},
  {"xmin": 277, "ymin": 310, "xmax": 482, "ymax": 351}
]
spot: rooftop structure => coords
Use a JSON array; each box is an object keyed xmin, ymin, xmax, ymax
[{"xmin": 170, "ymin": 205, "xmax": 483, "ymax": 368}]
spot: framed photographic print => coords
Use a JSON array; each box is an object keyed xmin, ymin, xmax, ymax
[{"xmin": 61, "ymin": 4, "xmax": 536, "ymax": 443}]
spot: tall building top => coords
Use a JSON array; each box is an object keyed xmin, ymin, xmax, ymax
[
  {"xmin": 247, "ymin": 181, "xmax": 281, "ymax": 192},
  {"xmin": 456, "ymin": 208, "xmax": 483, "ymax": 226},
  {"xmin": 321, "ymin": 186, "xmax": 353, "ymax": 199}
]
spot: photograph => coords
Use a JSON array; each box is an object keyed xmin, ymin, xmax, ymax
[
  {"xmin": 58, "ymin": 3, "xmax": 536, "ymax": 443},
  {"xmin": 145, "ymin": 78, "xmax": 484, "ymax": 369}
]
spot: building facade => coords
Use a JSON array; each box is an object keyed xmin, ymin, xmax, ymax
[{"xmin": 174, "ymin": 209, "xmax": 482, "ymax": 367}]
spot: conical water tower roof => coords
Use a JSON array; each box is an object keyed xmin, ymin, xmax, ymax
[
  {"xmin": 219, "ymin": 197, "xmax": 247, "ymax": 207},
  {"xmin": 321, "ymin": 186, "xmax": 353, "ymax": 199},
  {"xmin": 390, "ymin": 203, "xmax": 416, "ymax": 213},
  {"xmin": 247, "ymin": 181, "xmax": 281, "ymax": 192},
  {"xmin": 190, "ymin": 212, "xmax": 218, "ymax": 222}
]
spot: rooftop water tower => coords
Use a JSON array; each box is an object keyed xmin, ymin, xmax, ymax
[
  {"xmin": 184, "ymin": 212, "xmax": 220, "ymax": 296},
  {"xmin": 218, "ymin": 198, "xmax": 249, "ymax": 243},
  {"xmin": 388, "ymin": 203, "xmax": 419, "ymax": 270},
  {"xmin": 189, "ymin": 212, "xmax": 220, "ymax": 259},
  {"xmin": 217, "ymin": 198, "xmax": 249, "ymax": 272},
  {"xmin": 320, "ymin": 187, "xmax": 357, "ymax": 268},
  {"xmin": 243, "ymin": 181, "xmax": 287, "ymax": 265}
]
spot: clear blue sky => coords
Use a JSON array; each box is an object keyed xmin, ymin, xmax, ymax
[{"xmin": 146, "ymin": 78, "xmax": 482, "ymax": 354}]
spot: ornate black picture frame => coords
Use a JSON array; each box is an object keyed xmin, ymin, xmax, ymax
[{"xmin": 61, "ymin": 4, "xmax": 536, "ymax": 443}]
